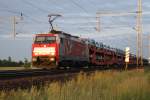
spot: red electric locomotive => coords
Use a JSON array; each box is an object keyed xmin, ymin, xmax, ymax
[
  {"xmin": 32, "ymin": 30, "xmax": 89, "ymax": 69},
  {"xmin": 32, "ymin": 31, "xmax": 148, "ymax": 69},
  {"xmin": 31, "ymin": 14, "xmax": 148, "ymax": 69}
]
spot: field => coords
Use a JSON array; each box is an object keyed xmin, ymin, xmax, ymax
[
  {"xmin": 0, "ymin": 69, "xmax": 150, "ymax": 100},
  {"xmin": 0, "ymin": 67, "xmax": 25, "ymax": 71}
]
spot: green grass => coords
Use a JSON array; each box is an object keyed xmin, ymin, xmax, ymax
[
  {"xmin": 0, "ymin": 67, "xmax": 25, "ymax": 70},
  {"xmin": 0, "ymin": 70, "xmax": 150, "ymax": 100}
]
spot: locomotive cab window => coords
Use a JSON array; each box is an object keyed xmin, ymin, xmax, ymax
[
  {"xmin": 60, "ymin": 38, "xmax": 64, "ymax": 44},
  {"xmin": 46, "ymin": 36, "xmax": 56, "ymax": 43},
  {"xmin": 34, "ymin": 36, "xmax": 56, "ymax": 43}
]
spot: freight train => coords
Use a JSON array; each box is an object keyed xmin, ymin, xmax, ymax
[{"xmin": 32, "ymin": 30, "xmax": 148, "ymax": 69}]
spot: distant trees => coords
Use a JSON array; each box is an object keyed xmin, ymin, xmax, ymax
[
  {"xmin": 23, "ymin": 58, "xmax": 31, "ymax": 68},
  {"xmin": 0, "ymin": 57, "xmax": 31, "ymax": 67}
]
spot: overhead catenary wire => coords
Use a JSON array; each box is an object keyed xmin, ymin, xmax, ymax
[
  {"xmin": 66, "ymin": 0, "xmax": 97, "ymax": 31},
  {"xmin": 22, "ymin": 0, "xmax": 49, "ymax": 13},
  {"xmin": 0, "ymin": 1, "xmax": 49, "ymax": 24},
  {"xmin": 1, "ymin": 2, "xmax": 51, "ymax": 25},
  {"xmin": 0, "ymin": 8, "xmax": 44, "ymax": 24},
  {"xmin": 0, "ymin": 0, "xmax": 149, "ymax": 38},
  {"xmin": 69, "ymin": 0, "xmax": 89, "ymax": 14},
  {"xmin": 46, "ymin": 0, "xmax": 67, "ymax": 11},
  {"xmin": 1, "ymin": 0, "xmax": 133, "ymax": 33}
]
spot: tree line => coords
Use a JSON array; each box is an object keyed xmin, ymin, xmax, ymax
[{"xmin": 0, "ymin": 56, "xmax": 31, "ymax": 67}]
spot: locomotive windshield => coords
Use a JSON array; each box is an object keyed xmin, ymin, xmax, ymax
[{"xmin": 34, "ymin": 36, "xmax": 56, "ymax": 43}]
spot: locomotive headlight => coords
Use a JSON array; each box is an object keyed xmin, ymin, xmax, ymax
[
  {"xmin": 50, "ymin": 58, "xmax": 55, "ymax": 61},
  {"xmin": 49, "ymin": 47, "xmax": 55, "ymax": 56},
  {"xmin": 50, "ymin": 52, "xmax": 55, "ymax": 56},
  {"xmin": 34, "ymin": 52, "xmax": 38, "ymax": 55},
  {"xmin": 32, "ymin": 58, "xmax": 37, "ymax": 61}
]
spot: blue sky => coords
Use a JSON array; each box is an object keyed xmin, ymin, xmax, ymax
[{"xmin": 0, "ymin": 0, "xmax": 150, "ymax": 61}]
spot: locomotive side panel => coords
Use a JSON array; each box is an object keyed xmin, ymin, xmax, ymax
[{"xmin": 59, "ymin": 35, "xmax": 89, "ymax": 67}]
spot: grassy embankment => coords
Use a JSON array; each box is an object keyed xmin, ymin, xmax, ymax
[{"xmin": 0, "ymin": 68, "xmax": 150, "ymax": 100}]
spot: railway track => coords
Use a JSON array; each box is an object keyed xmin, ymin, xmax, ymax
[
  {"xmin": 0, "ymin": 68, "xmax": 95, "ymax": 79},
  {"xmin": 0, "ymin": 67, "xmax": 100, "ymax": 91},
  {"xmin": 0, "ymin": 69, "xmax": 73, "ymax": 80}
]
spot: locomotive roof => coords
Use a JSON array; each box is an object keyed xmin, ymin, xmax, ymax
[
  {"xmin": 35, "ymin": 30, "xmax": 79, "ymax": 39},
  {"xmin": 50, "ymin": 30, "xmax": 79, "ymax": 38}
]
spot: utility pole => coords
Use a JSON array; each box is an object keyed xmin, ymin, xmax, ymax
[
  {"xmin": 12, "ymin": 15, "xmax": 23, "ymax": 40},
  {"xmin": 96, "ymin": 13, "xmax": 100, "ymax": 32},
  {"xmin": 96, "ymin": 1, "xmax": 143, "ymax": 67},
  {"xmin": 136, "ymin": 0, "xmax": 143, "ymax": 67},
  {"xmin": 12, "ymin": 16, "xmax": 16, "ymax": 40},
  {"xmin": 0, "ymin": 13, "xmax": 23, "ymax": 39}
]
